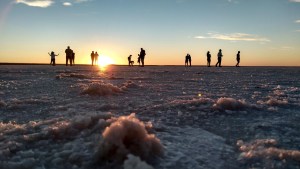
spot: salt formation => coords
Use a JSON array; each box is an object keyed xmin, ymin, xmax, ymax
[
  {"xmin": 81, "ymin": 83, "xmax": 122, "ymax": 96},
  {"xmin": 237, "ymin": 139, "xmax": 300, "ymax": 161},
  {"xmin": 213, "ymin": 97, "xmax": 251, "ymax": 111},
  {"xmin": 56, "ymin": 73, "xmax": 89, "ymax": 79},
  {"xmin": 80, "ymin": 81, "xmax": 138, "ymax": 96},
  {"xmin": 95, "ymin": 113, "xmax": 164, "ymax": 164}
]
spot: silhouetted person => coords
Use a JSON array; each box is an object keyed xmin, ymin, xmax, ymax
[
  {"xmin": 207, "ymin": 51, "xmax": 211, "ymax": 67},
  {"xmin": 185, "ymin": 54, "xmax": 188, "ymax": 67},
  {"xmin": 236, "ymin": 51, "xmax": 240, "ymax": 67},
  {"xmin": 91, "ymin": 51, "xmax": 95, "ymax": 66},
  {"xmin": 71, "ymin": 52, "xmax": 75, "ymax": 65},
  {"xmin": 128, "ymin": 55, "xmax": 133, "ymax": 66},
  {"xmin": 137, "ymin": 54, "xmax": 141, "ymax": 66},
  {"xmin": 65, "ymin": 46, "xmax": 73, "ymax": 66},
  {"xmin": 95, "ymin": 52, "xmax": 99, "ymax": 65},
  {"xmin": 185, "ymin": 54, "xmax": 191, "ymax": 67},
  {"xmin": 139, "ymin": 48, "xmax": 146, "ymax": 67},
  {"xmin": 48, "ymin": 51, "xmax": 59, "ymax": 66},
  {"xmin": 215, "ymin": 49, "xmax": 223, "ymax": 67}
]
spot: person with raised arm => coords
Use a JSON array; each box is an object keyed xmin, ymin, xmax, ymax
[{"xmin": 48, "ymin": 51, "xmax": 59, "ymax": 66}]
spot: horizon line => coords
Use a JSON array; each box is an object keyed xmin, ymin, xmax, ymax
[{"xmin": 0, "ymin": 62, "xmax": 299, "ymax": 67}]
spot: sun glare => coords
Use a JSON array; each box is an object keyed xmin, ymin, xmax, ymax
[{"xmin": 98, "ymin": 55, "xmax": 114, "ymax": 67}]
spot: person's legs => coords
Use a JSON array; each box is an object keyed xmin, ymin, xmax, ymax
[
  {"xmin": 70, "ymin": 57, "xmax": 72, "ymax": 66},
  {"xmin": 141, "ymin": 58, "xmax": 144, "ymax": 67}
]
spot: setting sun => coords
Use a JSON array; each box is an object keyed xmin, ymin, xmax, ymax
[{"xmin": 98, "ymin": 55, "xmax": 115, "ymax": 67}]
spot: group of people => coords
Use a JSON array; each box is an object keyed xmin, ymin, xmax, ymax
[
  {"xmin": 189, "ymin": 49, "xmax": 241, "ymax": 67},
  {"xmin": 185, "ymin": 54, "xmax": 192, "ymax": 67},
  {"xmin": 49, "ymin": 46, "xmax": 240, "ymax": 67},
  {"xmin": 90, "ymin": 51, "xmax": 99, "ymax": 66},
  {"xmin": 48, "ymin": 46, "xmax": 75, "ymax": 66},
  {"xmin": 65, "ymin": 46, "xmax": 75, "ymax": 66},
  {"xmin": 127, "ymin": 48, "xmax": 146, "ymax": 67}
]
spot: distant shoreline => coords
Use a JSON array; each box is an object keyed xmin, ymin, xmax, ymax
[{"xmin": 0, "ymin": 63, "xmax": 299, "ymax": 67}]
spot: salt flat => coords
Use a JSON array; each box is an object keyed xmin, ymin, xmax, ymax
[{"xmin": 0, "ymin": 65, "xmax": 300, "ymax": 169}]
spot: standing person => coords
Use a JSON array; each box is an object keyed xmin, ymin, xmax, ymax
[
  {"xmin": 207, "ymin": 51, "xmax": 211, "ymax": 67},
  {"xmin": 91, "ymin": 51, "xmax": 95, "ymax": 66},
  {"xmin": 65, "ymin": 46, "xmax": 73, "ymax": 66},
  {"xmin": 236, "ymin": 51, "xmax": 240, "ymax": 67},
  {"xmin": 48, "ymin": 51, "xmax": 59, "ymax": 66},
  {"xmin": 95, "ymin": 52, "xmax": 99, "ymax": 65},
  {"xmin": 185, "ymin": 54, "xmax": 188, "ymax": 67},
  {"xmin": 215, "ymin": 49, "xmax": 223, "ymax": 67},
  {"xmin": 137, "ymin": 54, "xmax": 140, "ymax": 66},
  {"xmin": 71, "ymin": 52, "xmax": 75, "ymax": 65},
  {"xmin": 188, "ymin": 54, "xmax": 192, "ymax": 66},
  {"xmin": 128, "ymin": 55, "xmax": 132, "ymax": 66},
  {"xmin": 139, "ymin": 48, "xmax": 146, "ymax": 67}
]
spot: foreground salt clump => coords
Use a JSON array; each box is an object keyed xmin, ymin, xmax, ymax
[
  {"xmin": 56, "ymin": 73, "xmax": 89, "ymax": 79},
  {"xmin": 237, "ymin": 139, "xmax": 300, "ymax": 161},
  {"xmin": 81, "ymin": 83, "xmax": 122, "ymax": 96},
  {"xmin": 95, "ymin": 113, "xmax": 164, "ymax": 164},
  {"xmin": 213, "ymin": 97, "xmax": 251, "ymax": 111}
]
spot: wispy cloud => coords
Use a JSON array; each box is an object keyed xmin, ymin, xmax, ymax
[
  {"xmin": 15, "ymin": 0, "xmax": 54, "ymax": 8},
  {"xmin": 63, "ymin": 2, "xmax": 72, "ymax": 6},
  {"xmin": 15, "ymin": 0, "xmax": 91, "ymax": 8},
  {"xmin": 295, "ymin": 20, "xmax": 300, "ymax": 23},
  {"xmin": 228, "ymin": 0, "xmax": 239, "ymax": 4},
  {"xmin": 289, "ymin": 0, "xmax": 300, "ymax": 2},
  {"xmin": 195, "ymin": 32, "xmax": 270, "ymax": 42}
]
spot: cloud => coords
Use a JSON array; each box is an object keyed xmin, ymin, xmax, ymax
[
  {"xmin": 295, "ymin": 20, "xmax": 300, "ymax": 23},
  {"xmin": 63, "ymin": 2, "xmax": 72, "ymax": 6},
  {"xmin": 15, "ymin": 0, "xmax": 54, "ymax": 8},
  {"xmin": 15, "ymin": 0, "xmax": 91, "ymax": 8},
  {"xmin": 289, "ymin": 0, "xmax": 300, "ymax": 2},
  {"xmin": 228, "ymin": 0, "xmax": 239, "ymax": 3},
  {"xmin": 195, "ymin": 32, "xmax": 270, "ymax": 42}
]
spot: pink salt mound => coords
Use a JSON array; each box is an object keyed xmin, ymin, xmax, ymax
[{"xmin": 95, "ymin": 113, "xmax": 164, "ymax": 163}]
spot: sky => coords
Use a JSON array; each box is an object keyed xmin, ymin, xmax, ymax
[{"xmin": 0, "ymin": 0, "xmax": 300, "ymax": 66}]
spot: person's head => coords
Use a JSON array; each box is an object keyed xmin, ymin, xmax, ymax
[
  {"xmin": 219, "ymin": 49, "xmax": 222, "ymax": 51},
  {"xmin": 238, "ymin": 51, "xmax": 240, "ymax": 53},
  {"xmin": 67, "ymin": 46, "xmax": 70, "ymax": 49},
  {"xmin": 92, "ymin": 51, "xmax": 94, "ymax": 53},
  {"xmin": 51, "ymin": 51, "xmax": 54, "ymax": 54},
  {"xmin": 207, "ymin": 51, "xmax": 210, "ymax": 54}
]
